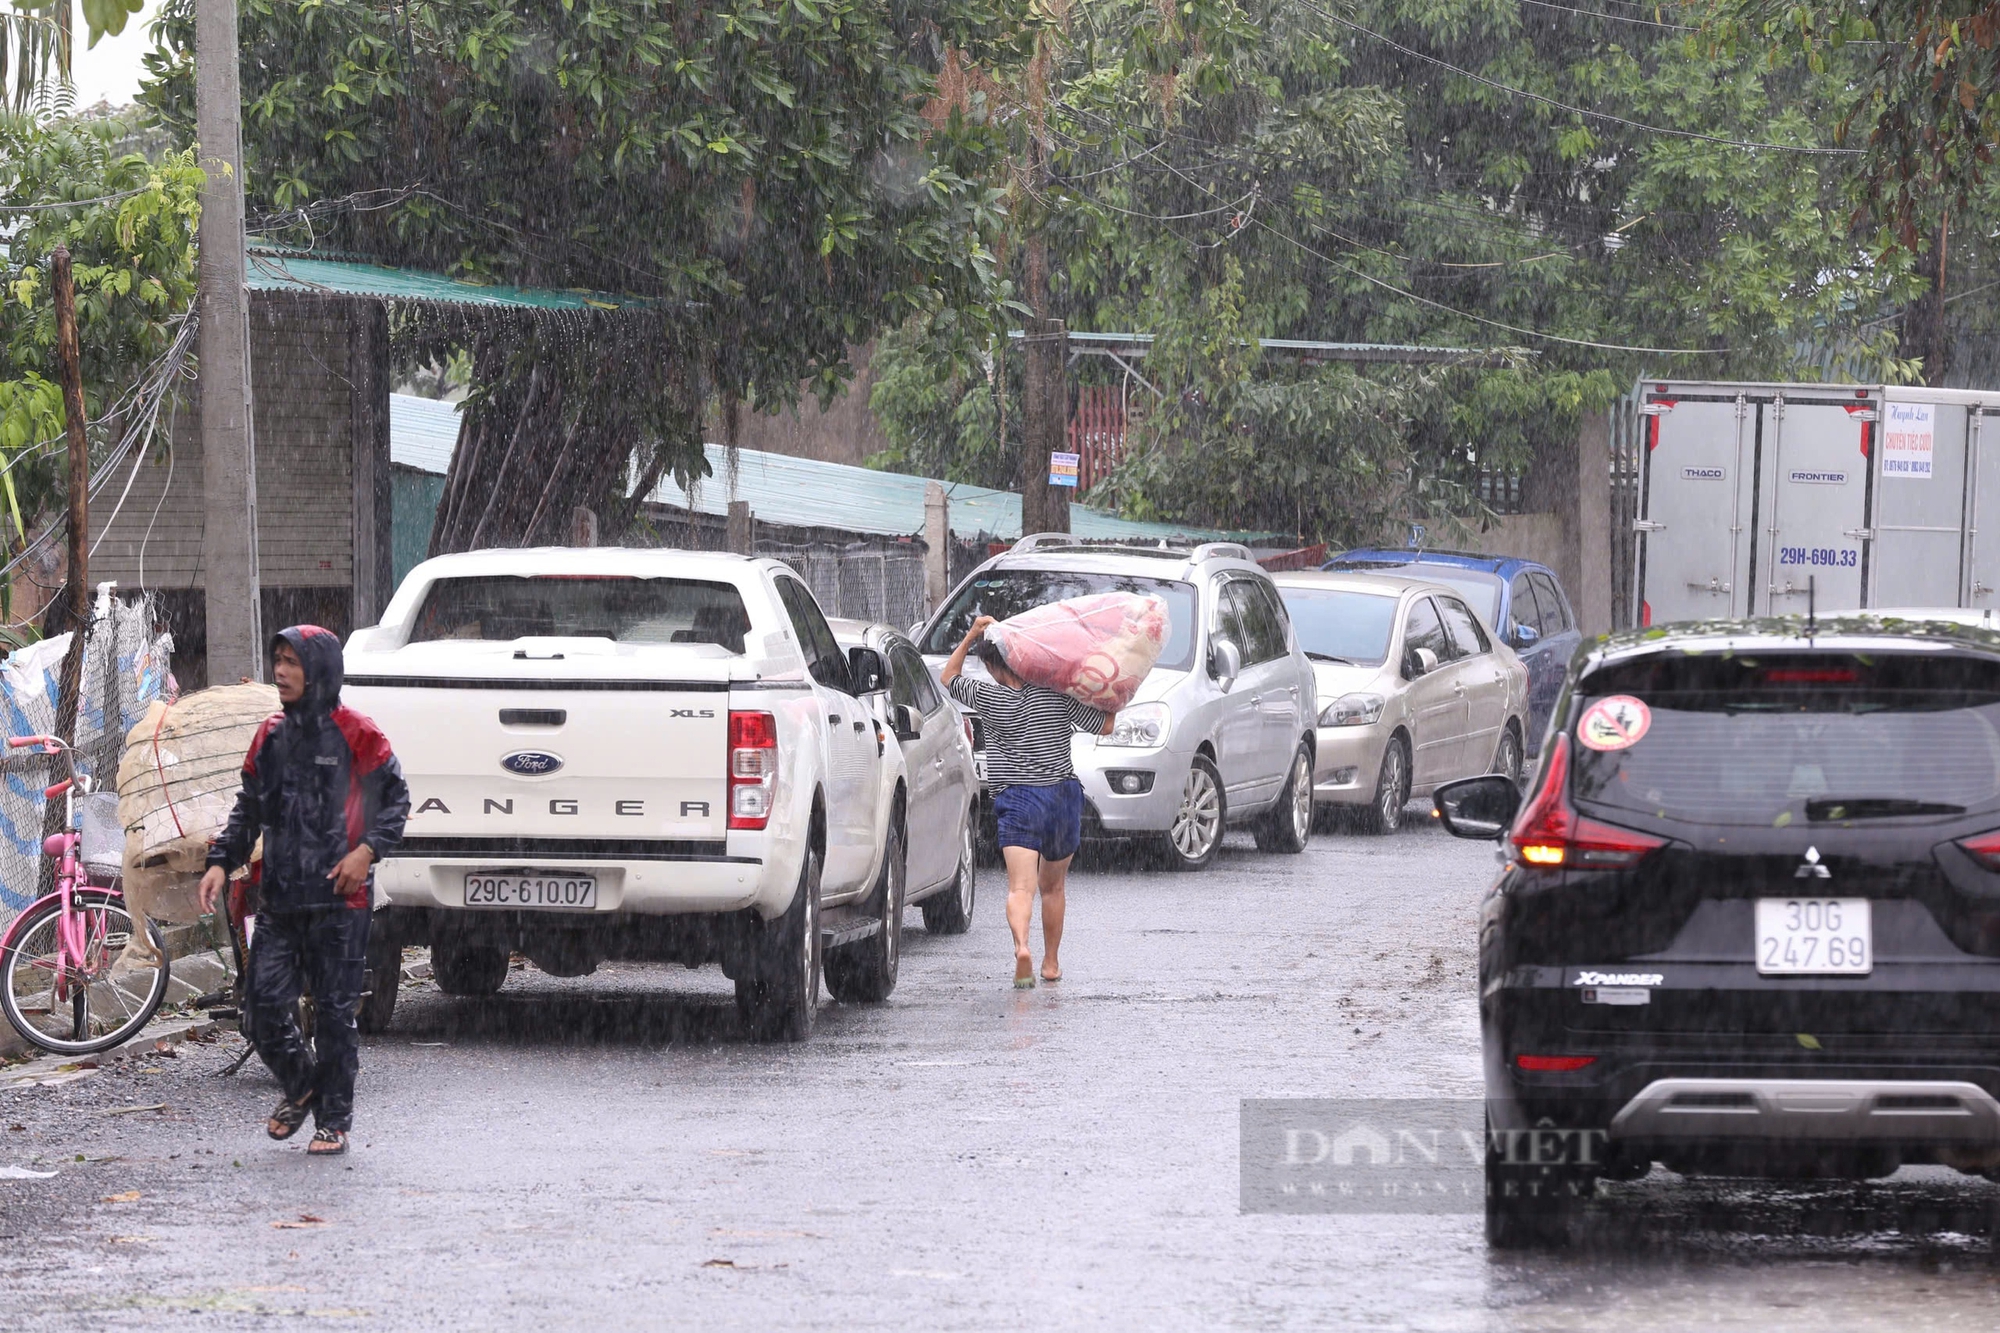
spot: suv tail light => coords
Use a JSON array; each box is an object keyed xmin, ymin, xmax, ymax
[
  {"xmin": 728, "ymin": 711, "xmax": 777, "ymax": 830},
  {"xmin": 1958, "ymin": 830, "xmax": 2000, "ymax": 870},
  {"xmin": 1510, "ymin": 734, "xmax": 1666, "ymax": 869},
  {"xmin": 1516, "ymin": 1054, "xmax": 1596, "ymax": 1072}
]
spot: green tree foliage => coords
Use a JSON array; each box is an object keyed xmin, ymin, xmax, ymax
[
  {"xmin": 142, "ymin": 0, "xmax": 1028, "ymax": 545},
  {"xmin": 874, "ymin": 0, "xmax": 1924, "ymax": 542},
  {"xmin": 0, "ymin": 110, "xmax": 202, "ymax": 560}
]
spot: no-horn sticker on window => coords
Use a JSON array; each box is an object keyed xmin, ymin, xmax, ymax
[{"xmin": 1577, "ymin": 695, "xmax": 1652, "ymax": 752}]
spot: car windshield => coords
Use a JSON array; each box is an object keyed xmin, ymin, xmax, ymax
[
  {"xmin": 1276, "ymin": 587, "xmax": 1399, "ymax": 667},
  {"xmin": 1329, "ymin": 561, "xmax": 1502, "ymax": 626},
  {"xmin": 1570, "ymin": 652, "xmax": 2000, "ymax": 827},
  {"xmin": 921, "ymin": 569, "xmax": 1198, "ymax": 671},
  {"xmin": 409, "ymin": 575, "xmax": 752, "ymax": 650}
]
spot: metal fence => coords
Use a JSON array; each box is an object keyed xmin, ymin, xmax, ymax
[{"xmin": 758, "ymin": 538, "xmax": 929, "ymax": 629}]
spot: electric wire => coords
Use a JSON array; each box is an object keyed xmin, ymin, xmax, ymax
[{"xmin": 1284, "ymin": 0, "xmax": 1864, "ymax": 156}]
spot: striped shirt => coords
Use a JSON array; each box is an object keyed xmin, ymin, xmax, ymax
[{"xmin": 948, "ymin": 677, "xmax": 1108, "ymax": 788}]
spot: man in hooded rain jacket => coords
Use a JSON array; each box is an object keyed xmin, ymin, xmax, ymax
[{"xmin": 199, "ymin": 626, "xmax": 410, "ymax": 1155}]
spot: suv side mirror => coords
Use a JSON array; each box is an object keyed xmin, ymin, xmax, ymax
[
  {"xmin": 848, "ymin": 646, "xmax": 889, "ymax": 695},
  {"xmin": 1512, "ymin": 622, "xmax": 1540, "ymax": 649},
  {"xmin": 891, "ymin": 704, "xmax": 922, "ymax": 742},
  {"xmin": 1209, "ymin": 637, "xmax": 1242, "ymax": 691},
  {"xmin": 1403, "ymin": 646, "xmax": 1438, "ymax": 680},
  {"xmin": 1434, "ymin": 775, "xmax": 1522, "ymax": 840}
]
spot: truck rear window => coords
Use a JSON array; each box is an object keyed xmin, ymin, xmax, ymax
[
  {"xmin": 1570, "ymin": 652, "xmax": 2000, "ymax": 827},
  {"xmin": 409, "ymin": 576, "xmax": 752, "ymax": 650}
]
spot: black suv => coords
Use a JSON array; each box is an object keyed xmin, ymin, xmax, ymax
[{"xmin": 1436, "ymin": 619, "xmax": 2000, "ymax": 1247}]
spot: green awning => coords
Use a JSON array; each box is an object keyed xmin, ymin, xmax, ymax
[{"xmin": 246, "ymin": 250, "xmax": 646, "ymax": 311}]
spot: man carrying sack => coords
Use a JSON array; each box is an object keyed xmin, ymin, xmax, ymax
[
  {"xmin": 941, "ymin": 615, "xmax": 1116, "ymax": 989},
  {"xmin": 198, "ymin": 627, "xmax": 410, "ymax": 1156}
]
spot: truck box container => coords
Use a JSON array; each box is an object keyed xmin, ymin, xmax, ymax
[{"xmin": 1633, "ymin": 381, "xmax": 2000, "ymax": 624}]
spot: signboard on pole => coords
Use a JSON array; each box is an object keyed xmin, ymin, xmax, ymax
[
  {"xmin": 1882, "ymin": 401, "xmax": 1935, "ymax": 480},
  {"xmin": 1049, "ymin": 451, "xmax": 1080, "ymax": 488}
]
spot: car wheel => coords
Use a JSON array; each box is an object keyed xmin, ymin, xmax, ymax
[
  {"xmin": 432, "ymin": 943, "xmax": 509, "ymax": 997},
  {"xmin": 1356, "ymin": 736, "xmax": 1410, "ymax": 835},
  {"xmin": 736, "ymin": 845, "xmax": 822, "ymax": 1042},
  {"xmin": 1159, "ymin": 754, "xmax": 1226, "ymax": 870},
  {"xmin": 1253, "ymin": 743, "xmax": 1313, "ymax": 854},
  {"xmin": 827, "ymin": 816, "xmax": 904, "ymax": 1003},
  {"xmin": 921, "ymin": 807, "xmax": 977, "ymax": 935},
  {"xmin": 357, "ymin": 929, "xmax": 401, "ymax": 1034},
  {"xmin": 1491, "ymin": 725, "xmax": 1524, "ymax": 790}
]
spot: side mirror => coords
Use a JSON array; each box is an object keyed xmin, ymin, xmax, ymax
[
  {"xmin": 1513, "ymin": 623, "xmax": 1540, "ymax": 649},
  {"xmin": 848, "ymin": 646, "xmax": 888, "ymax": 694},
  {"xmin": 891, "ymin": 704, "xmax": 922, "ymax": 743},
  {"xmin": 1434, "ymin": 775, "xmax": 1522, "ymax": 840},
  {"xmin": 1404, "ymin": 646, "xmax": 1438, "ymax": 679},
  {"xmin": 1209, "ymin": 637, "xmax": 1242, "ymax": 692}
]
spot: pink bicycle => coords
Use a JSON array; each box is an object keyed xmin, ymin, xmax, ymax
[{"xmin": 0, "ymin": 734, "xmax": 170, "ymax": 1054}]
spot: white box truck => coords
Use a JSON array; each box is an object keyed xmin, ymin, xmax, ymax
[{"xmin": 1633, "ymin": 381, "xmax": 2000, "ymax": 625}]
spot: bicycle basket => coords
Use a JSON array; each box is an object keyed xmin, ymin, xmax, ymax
[{"xmin": 79, "ymin": 791, "xmax": 126, "ymax": 876}]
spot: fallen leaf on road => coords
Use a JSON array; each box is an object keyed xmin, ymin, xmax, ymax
[
  {"xmin": 102, "ymin": 1190, "xmax": 141, "ymax": 1203},
  {"xmin": 271, "ymin": 1214, "xmax": 327, "ymax": 1229},
  {"xmin": 152, "ymin": 1041, "xmax": 179, "ymax": 1057},
  {"xmin": 109, "ymin": 1235, "xmax": 157, "ymax": 1244},
  {"xmin": 103, "ymin": 1104, "xmax": 167, "ymax": 1117}
]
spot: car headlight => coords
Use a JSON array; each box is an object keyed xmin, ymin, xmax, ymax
[
  {"xmin": 1319, "ymin": 692, "xmax": 1385, "ymax": 727},
  {"xmin": 1101, "ymin": 702, "xmax": 1170, "ymax": 748}
]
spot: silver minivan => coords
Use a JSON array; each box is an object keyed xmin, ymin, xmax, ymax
[{"xmin": 916, "ymin": 536, "xmax": 1319, "ymax": 869}]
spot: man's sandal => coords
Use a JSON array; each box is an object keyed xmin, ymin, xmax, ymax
[
  {"xmin": 267, "ymin": 1097, "xmax": 313, "ymax": 1141},
  {"xmin": 306, "ymin": 1128, "xmax": 348, "ymax": 1156}
]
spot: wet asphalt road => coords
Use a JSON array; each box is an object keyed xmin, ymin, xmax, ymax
[{"xmin": 2, "ymin": 819, "xmax": 1999, "ymax": 1330}]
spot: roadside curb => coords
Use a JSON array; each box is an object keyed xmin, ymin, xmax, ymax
[{"xmin": 0, "ymin": 1014, "xmax": 225, "ymax": 1093}]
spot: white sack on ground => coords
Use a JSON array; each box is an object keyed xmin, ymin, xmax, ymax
[{"xmin": 115, "ymin": 683, "xmax": 279, "ymax": 927}]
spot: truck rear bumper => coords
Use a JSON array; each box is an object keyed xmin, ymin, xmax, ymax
[{"xmin": 374, "ymin": 851, "xmax": 787, "ymax": 918}]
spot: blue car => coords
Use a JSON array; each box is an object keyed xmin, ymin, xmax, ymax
[{"xmin": 1321, "ymin": 549, "xmax": 1580, "ymax": 754}]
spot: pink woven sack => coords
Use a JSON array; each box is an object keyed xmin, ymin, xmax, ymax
[{"xmin": 984, "ymin": 593, "xmax": 1169, "ymax": 712}]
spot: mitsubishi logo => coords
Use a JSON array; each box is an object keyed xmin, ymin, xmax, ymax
[{"xmin": 1795, "ymin": 846, "xmax": 1832, "ymax": 879}]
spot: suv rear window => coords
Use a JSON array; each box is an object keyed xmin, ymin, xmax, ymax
[
  {"xmin": 410, "ymin": 576, "xmax": 752, "ymax": 650},
  {"xmin": 1571, "ymin": 652, "xmax": 2000, "ymax": 827},
  {"xmin": 921, "ymin": 570, "xmax": 1198, "ymax": 671}
]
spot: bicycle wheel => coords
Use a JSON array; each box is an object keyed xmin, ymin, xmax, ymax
[{"xmin": 1, "ymin": 890, "xmax": 171, "ymax": 1055}]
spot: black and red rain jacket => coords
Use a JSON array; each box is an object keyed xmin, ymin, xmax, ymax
[{"xmin": 206, "ymin": 625, "xmax": 410, "ymax": 910}]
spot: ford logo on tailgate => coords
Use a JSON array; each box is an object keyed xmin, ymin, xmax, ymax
[{"xmin": 500, "ymin": 751, "xmax": 564, "ymax": 777}]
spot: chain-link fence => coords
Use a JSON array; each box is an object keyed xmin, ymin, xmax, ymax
[{"xmin": 757, "ymin": 538, "xmax": 929, "ymax": 628}]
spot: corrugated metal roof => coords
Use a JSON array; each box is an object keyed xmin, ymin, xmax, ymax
[
  {"xmin": 387, "ymin": 393, "xmax": 1263, "ymax": 543},
  {"xmin": 247, "ymin": 250, "xmax": 646, "ymax": 311}
]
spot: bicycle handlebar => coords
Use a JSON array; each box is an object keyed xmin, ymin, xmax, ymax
[{"xmin": 7, "ymin": 735, "xmax": 60, "ymax": 750}]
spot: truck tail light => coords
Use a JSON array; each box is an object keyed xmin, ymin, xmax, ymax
[
  {"xmin": 1516, "ymin": 1054, "xmax": 1596, "ymax": 1072},
  {"xmin": 728, "ymin": 711, "xmax": 777, "ymax": 830},
  {"xmin": 1509, "ymin": 734, "xmax": 1665, "ymax": 870}
]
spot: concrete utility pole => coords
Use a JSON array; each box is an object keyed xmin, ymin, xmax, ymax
[
  {"xmin": 49, "ymin": 246, "xmax": 91, "ymax": 747},
  {"xmin": 923, "ymin": 480, "xmax": 951, "ymax": 612},
  {"xmin": 196, "ymin": 0, "xmax": 263, "ymax": 682}
]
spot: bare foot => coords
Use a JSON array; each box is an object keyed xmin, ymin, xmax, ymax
[
  {"xmin": 1040, "ymin": 958, "xmax": 1061, "ymax": 982},
  {"xmin": 1014, "ymin": 951, "xmax": 1035, "ymax": 987}
]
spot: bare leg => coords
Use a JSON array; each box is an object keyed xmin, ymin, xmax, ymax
[
  {"xmin": 1038, "ymin": 854, "xmax": 1070, "ymax": 980},
  {"xmin": 1002, "ymin": 846, "xmax": 1042, "ymax": 984}
]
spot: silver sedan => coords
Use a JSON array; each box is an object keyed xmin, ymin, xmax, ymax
[
  {"xmin": 1270, "ymin": 571, "xmax": 1530, "ymax": 833},
  {"xmin": 827, "ymin": 619, "xmax": 980, "ymax": 933}
]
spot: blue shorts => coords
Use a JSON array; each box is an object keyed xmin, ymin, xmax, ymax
[{"xmin": 993, "ymin": 779, "xmax": 1085, "ymax": 861}]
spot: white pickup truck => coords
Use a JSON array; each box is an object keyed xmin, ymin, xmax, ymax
[{"xmin": 343, "ymin": 548, "xmax": 911, "ymax": 1041}]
